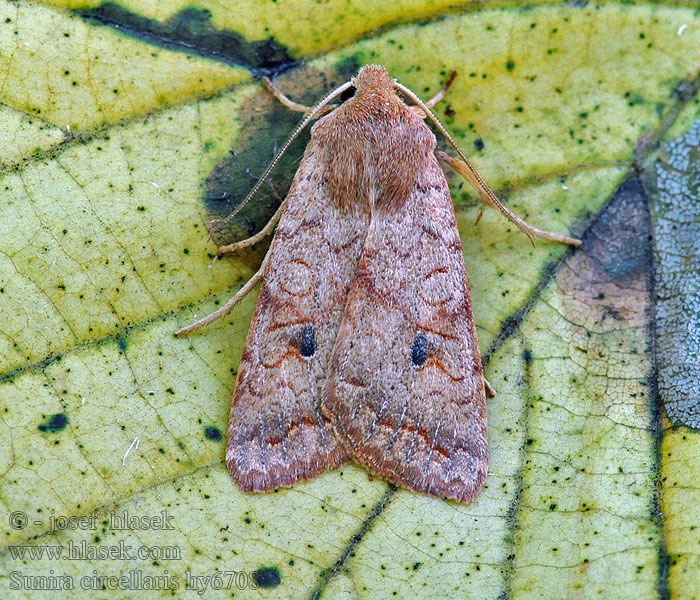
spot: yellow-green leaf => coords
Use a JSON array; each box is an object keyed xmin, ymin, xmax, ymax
[{"xmin": 1, "ymin": 1, "xmax": 699, "ymax": 598}]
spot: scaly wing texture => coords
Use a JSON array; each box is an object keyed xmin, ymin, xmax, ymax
[
  {"xmin": 227, "ymin": 142, "xmax": 370, "ymax": 491},
  {"xmin": 323, "ymin": 156, "xmax": 488, "ymax": 503}
]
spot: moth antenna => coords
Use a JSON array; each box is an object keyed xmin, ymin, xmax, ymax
[
  {"xmin": 394, "ymin": 81, "xmax": 536, "ymax": 246},
  {"xmin": 212, "ymin": 79, "xmax": 356, "ymax": 235}
]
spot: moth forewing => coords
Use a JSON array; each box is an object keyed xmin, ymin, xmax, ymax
[
  {"xmin": 319, "ymin": 69, "xmax": 487, "ymax": 502},
  {"xmin": 224, "ymin": 138, "xmax": 364, "ymax": 492}
]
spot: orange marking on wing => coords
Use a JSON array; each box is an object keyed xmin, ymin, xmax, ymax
[
  {"xmin": 418, "ymin": 356, "xmax": 464, "ymax": 381},
  {"xmin": 331, "ymin": 235, "xmax": 369, "ymax": 254},
  {"xmin": 419, "ymin": 325, "xmax": 459, "ymax": 342},
  {"xmin": 419, "ymin": 223, "xmax": 460, "ymax": 245},
  {"xmin": 374, "ymin": 417, "xmax": 451, "ymax": 459},
  {"xmin": 268, "ymin": 319, "xmax": 311, "ymax": 332},
  {"xmin": 290, "ymin": 258, "xmax": 312, "ymax": 269},
  {"xmin": 274, "ymin": 219, "xmax": 322, "ymax": 239},
  {"xmin": 263, "ymin": 347, "xmax": 303, "ymax": 368},
  {"xmin": 341, "ymin": 376, "xmax": 369, "ymax": 389},
  {"xmin": 289, "ymin": 416, "xmax": 324, "ymax": 434},
  {"xmin": 248, "ymin": 416, "xmax": 325, "ymax": 446},
  {"xmin": 424, "ymin": 267, "xmax": 448, "ymax": 278}
]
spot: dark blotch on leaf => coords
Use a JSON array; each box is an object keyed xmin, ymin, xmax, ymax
[
  {"xmin": 38, "ymin": 413, "xmax": 68, "ymax": 433},
  {"xmin": 116, "ymin": 336, "xmax": 127, "ymax": 353},
  {"xmin": 78, "ymin": 3, "xmax": 295, "ymax": 75},
  {"xmin": 474, "ymin": 138, "xmax": 485, "ymax": 151},
  {"xmin": 253, "ymin": 566, "xmax": 281, "ymax": 589},
  {"xmin": 590, "ymin": 177, "xmax": 651, "ymax": 281},
  {"xmin": 203, "ymin": 59, "xmax": 361, "ymax": 246},
  {"xmin": 204, "ymin": 426, "xmax": 222, "ymax": 442},
  {"xmin": 335, "ymin": 54, "xmax": 362, "ymax": 77}
]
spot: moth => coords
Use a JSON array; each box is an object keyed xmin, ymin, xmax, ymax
[{"xmin": 176, "ymin": 65, "xmax": 579, "ymax": 503}]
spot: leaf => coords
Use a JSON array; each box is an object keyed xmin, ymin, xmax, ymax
[{"xmin": 1, "ymin": 1, "xmax": 699, "ymax": 598}]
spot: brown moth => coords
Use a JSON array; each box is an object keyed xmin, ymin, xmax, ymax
[{"xmin": 176, "ymin": 65, "xmax": 579, "ymax": 503}]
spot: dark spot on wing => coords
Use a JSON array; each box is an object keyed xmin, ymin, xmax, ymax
[
  {"xmin": 411, "ymin": 331, "xmax": 428, "ymax": 367},
  {"xmin": 299, "ymin": 324, "xmax": 316, "ymax": 358}
]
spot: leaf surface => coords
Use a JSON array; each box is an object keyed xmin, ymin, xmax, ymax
[{"xmin": 1, "ymin": 1, "xmax": 699, "ymax": 598}]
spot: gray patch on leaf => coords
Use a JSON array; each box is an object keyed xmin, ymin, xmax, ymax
[{"xmin": 649, "ymin": 121, "xmax": 700, "ymax": 428}]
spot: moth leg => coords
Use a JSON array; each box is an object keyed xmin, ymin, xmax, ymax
[
  {"xmin": 425, "ymin": 71, "xmax": 457, "ymax": 109},
  {"xmin": 410, "ymin": 71, "xmax": 457, "ymax": 116},
  {"xmin": 218, "ymin": 200, "xmax": 286, "ymax": 254},
  {"xmin": 484, "ymin": 377, "xmax": 496, "ymax": 397},
  {"xmin": 262, "ymin": 76, "xmax": 336, "ymax": 115},
  {"xmin": 173, "ymin": 251, "xmax": 271, "ymax": 337},
  {"xmin": 437, "ymin": 151, "xmax": 581, "ymax": 247}
]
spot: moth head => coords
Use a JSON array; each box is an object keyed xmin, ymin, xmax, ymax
[{"xmin": 352, "ymin": 64, "xmax": 396, "ymax": 96}]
